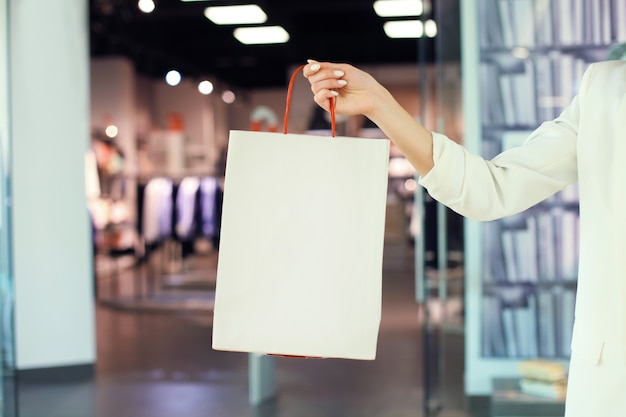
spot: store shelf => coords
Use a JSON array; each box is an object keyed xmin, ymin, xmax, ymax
[
  {"xmin": 461, "ymin": 0, "xmax": 620, "ymax": 396},
  {"xmin": 491, "ymin": 378, "xmax": 565, "ymax": 417}
]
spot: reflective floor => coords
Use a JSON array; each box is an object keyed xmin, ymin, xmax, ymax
[{"xmin": 16, "ymin": 205, "xmax": 470, "ymax": 417}]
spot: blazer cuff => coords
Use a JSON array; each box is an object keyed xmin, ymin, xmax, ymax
[{"xmin": 418, "ymin": 132, "xmax": 465, "ymax": 203}]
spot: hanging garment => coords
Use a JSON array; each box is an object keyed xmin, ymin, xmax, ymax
[
  {"xmin": 142, "ymin": 177, "xmax": 173, "ymax": 245},
  {"xmin": 175, "ymin": 176, "xmax": 200, "ymax": 241},
  {"xmin": 200, "ymin": 176, "xmax": 219, "ymax": 240}
]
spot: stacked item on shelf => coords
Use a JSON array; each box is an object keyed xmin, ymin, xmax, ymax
[{"xmin": 518, "ymin": 359, "xmax": 568, "ymax": 400}]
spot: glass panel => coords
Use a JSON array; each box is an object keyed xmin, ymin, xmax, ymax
[
  {"xmin": 417, "ymin": 1, "xmax": 465, "ymax": 416},
  {"xmin": 461, "ymin": 0, "xmax": 620, "ymax": 407},
  {"xmin": 476, "ymin": 0, "xmax": 613, "ymax": 363},
  {"xmin": 0, "ymin": 0, "xmax": 17, "ymax": 415}
]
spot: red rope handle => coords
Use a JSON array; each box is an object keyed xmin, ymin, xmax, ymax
[{"xmin": 284, "ymin": 64, "xmax": 336, "ymax": 137}]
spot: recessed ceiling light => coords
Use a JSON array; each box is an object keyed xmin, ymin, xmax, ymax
[
  {"xmin": 165, "ymin": 70, "xmax": 182, "ymax": 86},
  {"xmin": 138, "ymin": 0, "xmax": 155, "ymax": 13},
  {"xmin": 233, "ymin": 26, "xmax": 290, "ymax": 45},
  {"xmin": 198, "ymin": 80, "xmax": 214, "ymax": 95},
  {"xmin": 373, "ymin": 0, "xmax": 423, "ymax": 17},
  {"xmin": 105, "ymin": 125, "xmax": 119, "ymax": 138},
  {"xmin": 424, "ymin": 19, "xmax": 437, "ymax": 37},
  {"xmin": 383, "ymin": 20, "xmax": 424, "ymax": 38},
  {"xmin": 204, "ymin": 4, "xmax": 267, "ymax": 25},
  {"xmin": 222, "ymin": 90, "xmax": 236, "ymax": 104}
]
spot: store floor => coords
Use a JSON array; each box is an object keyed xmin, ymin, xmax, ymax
[{"xmin": 17, "ymin": 216, "xmax": 470, "ymax": 417}]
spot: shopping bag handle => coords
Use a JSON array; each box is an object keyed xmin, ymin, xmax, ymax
[{"xmin": 284, "ymin": 64, "xmax": 337, "ymax": 137}]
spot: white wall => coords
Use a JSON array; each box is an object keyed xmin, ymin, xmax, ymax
[
  {"xmin": 10, "ymin": 0, "xmax": 95, "ymax": 369},
  {"xmin": 151, "ymin": 77, "xmax": 222, "ymax": 173},
  {"xmin": 90, "ymin": 57, "xmax": 138, "ymax": 178},
  {"xmin": 135, "ymin": 75, "xmax": 155, "ymax": 140},
  {"xmin": 153, "ymin": 79, "xmax": 204, "ymax": 137}
]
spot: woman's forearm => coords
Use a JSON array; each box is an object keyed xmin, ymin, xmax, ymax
[{"xmin": 365, "ymin": 86, "xmax": 434, "ymax": 177}]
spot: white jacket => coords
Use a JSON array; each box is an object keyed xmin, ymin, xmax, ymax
[{"xmin": 420, "ymin": 59, "xmax": 626, "ymax": 416}]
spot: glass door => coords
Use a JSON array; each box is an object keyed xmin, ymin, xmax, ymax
[
  {"xmin": 416, "ymin": 0, "xmax": 466, "ymax": 416},
  {"xmin": 0, "ymin": 0, "xmax": 17, "ymax": 414},
  {"xmin": 461, "ymin": 0, "xmax": 616, "ymax": 403}
]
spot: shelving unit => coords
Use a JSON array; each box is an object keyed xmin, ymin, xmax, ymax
[
  {"xmin": 461, "ymin": 0, "xmax": 624, "ymax": 397},
  {"xmin": 491, "ymin": 377, "xmax": 565, "ymax": 417}
]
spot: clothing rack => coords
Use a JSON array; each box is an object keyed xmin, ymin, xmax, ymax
[{"xmin": 135, "ymin": 175, "xmax": 223, "ymax": 297}]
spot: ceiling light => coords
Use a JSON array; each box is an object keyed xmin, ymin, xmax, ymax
[
  {"xmin": 383, "ymin": 20, "xmax": 423, "ymax": 38},
  {"xmin": 105, "ymin": 125, "xmax": 119, "ymax": 138},
  {"xmin": 204, "ymin": 4, "xmax": 267, "ymax": 25},
  {"xmin": 424, "ymin": 19, "xmax": 437, "ymax": 37},
  {"xmin": 165, "ymin": 70, "xmax": 182, "ymax": 86},
  {"xmin": 373, "ymin": 0, "xmax": 423, "ymax": 17},
  {"xmin": 222, "ymin": 90, "xmax": 236, "ymax": 104},
  {"xmin": 198, "ymin": 80, "xmax": 214, "ymax": 95},
  {"xmin": 233, "ymin": 26, "xmax": 289, "ymax": 45},
  {"xmin": 138, "ymin": 0, "xmax": 155, "ymax": 13}
]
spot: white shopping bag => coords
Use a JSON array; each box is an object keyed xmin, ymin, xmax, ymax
[{"xmin": 212, "ymin": 66, "xmax": 390, "ymax": 360}]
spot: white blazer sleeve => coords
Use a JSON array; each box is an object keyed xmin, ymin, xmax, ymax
[{"xmin": 418, "ymin": 64, "xmax": 594, "ymax": 222}]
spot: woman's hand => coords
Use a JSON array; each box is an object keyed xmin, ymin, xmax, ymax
[
  {"xmin": 303, "ymin": 59, "xmax": 434, "ymax": 176},
  {"xmin": 303, "ymin": 59, "xmax": 387, "ymax": 120}
]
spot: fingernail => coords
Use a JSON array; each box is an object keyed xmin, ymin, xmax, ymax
[
  {"xmin": 334, "ymin": 70, "xmax": 344, "ymax": 77},
  {"xmin": 310, "ymin": 63, "xmax": 321, "ymax": 72},
  {"xmin": 330, "ymin": 90, "xmax": 339, "ymax": 96},
  {"xmin": 337, "ymin": 79, "xmax": 347, "ymax": 86}
]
